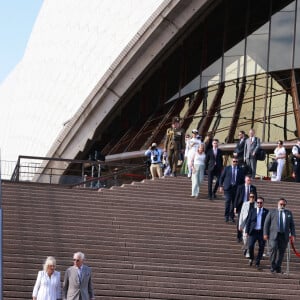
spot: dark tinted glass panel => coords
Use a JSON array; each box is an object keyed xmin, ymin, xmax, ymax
[{"xmin": 269, "ymin": 2, "xmax": 295, "ymax": 71}]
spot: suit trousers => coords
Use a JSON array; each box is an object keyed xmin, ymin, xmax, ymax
[
  {"xmin": 248, "ymin": 230, "xmax": 265, "ymax": 264},
  {"xmin": 207, "ymin": 167, "xmax": 221, "ymax": 197},
  {"xmin": 294, "ymin": 164, "xmax": 300, "ymax": 182},
  {"xmin": 246, "ymin": 157, "xmax": 257, "ymax": 179},
  {"xmin": 269, "ymin": 233, "xmax": 288, "ymax": 271},
  {"xmin": 236, "ymin": 213, "xmax": 242, "ymax": 240},
  {"xmin": 224, "ymin": 186, "xmax": 237, "ymax": 220}
]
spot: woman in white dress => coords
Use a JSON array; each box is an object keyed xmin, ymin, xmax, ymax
[
  {"xmin": 239, "ymin": 193, "xmax": 257, "ymax": 258},
  {"xmin": 187, "ymin": 129, "xmax": 201, "ymax": 177},
  {"xmin": 274, "ymin": 140, "xmax": 286, "ymax": 181},
  {"xmin": 190, "ymin": 144, "xmax": 206, "ymax": 197},
  {"xmin": 32, "ymin": 256, "xmax": 61, "ymax": 300}
]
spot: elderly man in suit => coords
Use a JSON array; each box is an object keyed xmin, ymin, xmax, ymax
[
  {"xmin": 264, "ymin": 198, "xmax": 296, "ymax": 274},
  {"xmin": 234, "ymin": 176, "xmax": 257, "ymax": 243},
  {"xmin": 246, "ymin": 196, "xmax": 269, "ymax": 268},
  {"xmin": 205, "ymin": 138, "xmax": 223, "ymax": 200},
  {"xmin": 219, "ymin": 157, "xmax": 245, "ymax": 223},
  {"xmin": 244, "ymin": 128, "xmax": 261, "ymax": 179},
  {"xmin": 63, "ymin": 251, "xmax": 95, "ymax": 300}
]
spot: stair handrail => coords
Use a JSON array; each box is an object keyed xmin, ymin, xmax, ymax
[{"xmin": 289, "ymin": 236, "xmax": 300, "ymax": 257}]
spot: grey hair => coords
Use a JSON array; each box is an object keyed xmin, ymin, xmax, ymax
[
  {"xmin": 43, "ymin": 256, "xmax": 56, "ymax": 272},
  {"xmin": 73, "ymin": 251, "xmax": 85, "ymax": 260}
]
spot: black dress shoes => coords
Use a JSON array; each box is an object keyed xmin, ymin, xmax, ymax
[
  {"xmin": 213, "ymin": 193, "xmax": 217, "ymax": 199},
  {"xmin": 249, "ymin": 259, "xmax": 253, "ymax": 266}
]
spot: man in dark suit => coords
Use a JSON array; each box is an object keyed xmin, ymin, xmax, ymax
[
  {"xmin": 205, "ymin": 138, "xmax": 223, "ymax": 200},
  {"xmin": 234, "ymin": 175, "xmax": 257, "ymax": 242},
  {"xmin": 246, "ymin": 196, "xmax": 269, "ymax": 268},
  {"xmin": 219, "ymin": 157, "xmax": 245, "ymax": 222},
  {"xmin": 264, "ymin": 198, "xmax": 296, "ymax": 273},
  {"xmin": 234, "ymin": 130, "xmax": 246, "ymax": 166}
]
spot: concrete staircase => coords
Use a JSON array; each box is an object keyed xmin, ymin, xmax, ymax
[{"xmin": 2, "ymin": 177, "xmax": 300, "ymax": 299}]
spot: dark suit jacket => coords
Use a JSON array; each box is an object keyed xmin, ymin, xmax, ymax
[
  {"xmin": 205, "ymin": 148, "xmax": 223, "ymax": 171},
  {"xmin": 246, "ymin": 207, "xmax": 269, "ymax": 235},
  {"xmin": 234, "ymin": 138, "xmax": 246, "ymax": 160},
  {"xmin": 219, "ymin": 165, "xmax": 245, "ymax": 191},
  {"xmin": 234, "ymin": 184, "xmax": 257, "ymax": 213},
  {"xmin": 264, "ymin": 208, "xmax": 296, "ymax": 242}
]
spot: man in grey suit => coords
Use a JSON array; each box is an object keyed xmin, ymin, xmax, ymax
[
  {"xmin": 63, "ymin": 251, "xmax": 95, "ymax": 300},
  {"xmin": 263, "ymin": 198, "xmax": 296, "ymax": 273},
  {"xmin": 244, "ymin": 128, "xmax": 260, "ymax": 179}
]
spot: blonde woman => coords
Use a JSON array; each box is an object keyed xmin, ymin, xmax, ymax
[
  {"xmin": 190, "ymin": 144, "xmax": 206, "ymax": 197},
  {"xmin": 239, "ymin": 193, "xmax": 257, "ymax": 258},
  {"xmin": 32, "ymin": 256, "xmax": 61, "ymax": 300},
  {"xmin": 274, "ymin": 140, "xmax": 286, "ymax": 181}
]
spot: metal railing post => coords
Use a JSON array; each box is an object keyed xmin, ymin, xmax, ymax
[{"xmin": 97, "ymin": 163, "xmax": 101, "ymax": 188}]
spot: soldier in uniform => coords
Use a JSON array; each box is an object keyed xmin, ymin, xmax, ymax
[{"xmin": 164, "ymin": 117, "xmax": 185, "ymax": 176}]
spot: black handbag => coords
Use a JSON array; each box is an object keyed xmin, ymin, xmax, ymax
[
  {"xmin": 268, "ymin": 160, "xmax": 278, "ymax": 172},
  {"xmin": 256, "ymin": 148, "xmax": 266, "ymax": 161}
]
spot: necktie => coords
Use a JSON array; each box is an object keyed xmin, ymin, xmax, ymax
[
  {"xmin": 78, "ymin": 268, "xmax": 82, "ymax": 282},
  {"xmin": 246, "ymin": 186, "xmax": 249, "ymax": 200},
  {"xmin": 280, "ymin": 210, "xmax": 284, "ymax": 232},
  {"xmin": 232, "ymin": 167, "xmax": 236, "ymax": 184}
]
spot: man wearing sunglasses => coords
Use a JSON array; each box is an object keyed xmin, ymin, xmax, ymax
[
  {"xmin": 234, "ymin": 176, "xmax": 257, "ymax": 243},
  {"xmin": 219, "ymin": 157, "xmax": 245, "ymax": 223},
  {"xmin": 264, "ymin": 198, "xmax": 296, "ymax": 274},
  {"xmin": 63, "ymin": 251, "xmax": 95, "ymax": 300},
  {"xmin": 245, "ymin": 196, "xmax": 269, "ymax": 269}
]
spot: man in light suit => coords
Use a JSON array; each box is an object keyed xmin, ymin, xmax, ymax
[
  {"xmin": 244, "ymin": 128, "xmax": 260, "ymax": 179},
  {"xmin": 246, "ymin": 196, "xmax": 269, "ymax": 268},
  {"xmin": 205, "ymin": 138, "xmax": 223, "ymax": 200},
  {"xmin": 264, "ymin": 198, "xmax": 296, "ymax": 273},
  {"xmin": 219, "ymin": 157, "xmax": 245, "ymax": 222},
  {"xmin": 63, "ymin": 251, "xmax": 95, "ymax": 300}
]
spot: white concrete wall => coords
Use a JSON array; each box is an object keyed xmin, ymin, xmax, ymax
[{"xmin": 0, "ymin": 0, "xmax": 164, "ymax": 168}]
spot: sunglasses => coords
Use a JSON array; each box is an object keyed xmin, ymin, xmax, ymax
[
  {"xmin": 232, "ymin": 161, "xmax": 238, "ymax": 163},
  {"xmin": 257, "ymin": 201, "xmax": 263, "ymax": 204},
  {"xmin": 249, "ymin": 195, "xmax": 255, "ymax": 198}
]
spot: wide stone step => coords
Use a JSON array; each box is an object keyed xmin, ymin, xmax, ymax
[{"xmin": 2, "ymin": 178, "xmax": 300, "ymax": 299}]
